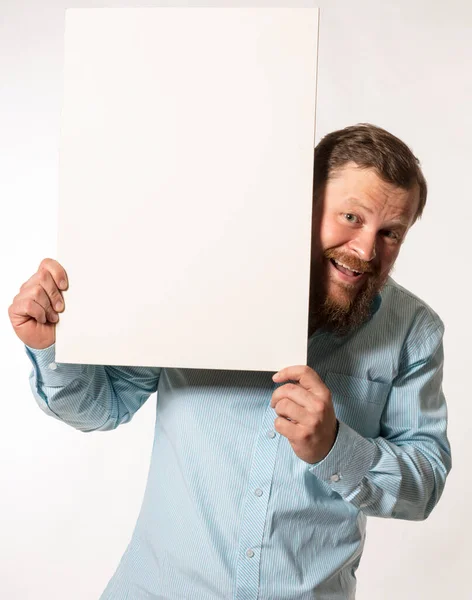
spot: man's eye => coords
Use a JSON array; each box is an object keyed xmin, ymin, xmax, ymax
[
  {"xmin": 382, "ymin": 230, "xmax": 399, "ymax": 240},
  {"xmin": 343, "ymin": 213, "xmax": 359, "ymax": 223}
]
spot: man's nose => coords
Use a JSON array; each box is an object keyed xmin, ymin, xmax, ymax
[{"xmin": 348, "ymin": 230, "xmax": 377, "ymax": 262}]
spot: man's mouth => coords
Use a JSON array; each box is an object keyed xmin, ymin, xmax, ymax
[{"xmin": 330, "ymin": 258, "xmax": 365, "ymax": 278}]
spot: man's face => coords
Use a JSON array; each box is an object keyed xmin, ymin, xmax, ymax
[{"xmin": 309, "ymin": 162, "xmax": 420, "ymax": 335}]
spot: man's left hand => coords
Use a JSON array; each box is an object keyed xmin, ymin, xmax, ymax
[{"xmin": 270, "ymin": 365, "xmax": 338, "ymax": 464}]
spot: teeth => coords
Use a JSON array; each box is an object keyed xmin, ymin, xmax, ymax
[{"xmin": 334, "ymin": 259, "xmax": 360, "ymax": 274}]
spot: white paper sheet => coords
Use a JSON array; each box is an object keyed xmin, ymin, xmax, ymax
[{"xmin": 55, "ymin": 7, "xmax": 319, "ymax": 371}]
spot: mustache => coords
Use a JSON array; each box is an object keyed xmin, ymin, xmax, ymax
[{"xmin": 324, "ymin": 249, "xmax": 378, "ymax": 275}]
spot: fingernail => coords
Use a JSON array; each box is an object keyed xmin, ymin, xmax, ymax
[
  {"xmin": 50, "ymin": 313, "xmax": 58, "ymax": 322},
  {"xmin": 59, "ymin": 280, "xmax": 67, "ymax": 290},
  {"xmin": 272, "ymin": 372, "xmax": 279, "ymax": 381}
]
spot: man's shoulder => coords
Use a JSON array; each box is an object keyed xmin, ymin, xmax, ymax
[{"xmin": 379, "ymin": 277, "xmax": 445, "ymax": 338}]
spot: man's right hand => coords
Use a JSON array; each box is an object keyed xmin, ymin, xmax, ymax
[{"xmin": 8, "ymin": 258, "xmax": 68, "ymax": 350}]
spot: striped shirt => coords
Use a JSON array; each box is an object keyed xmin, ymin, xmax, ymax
[{"xmin": 25, "ymin": 276, "xmax": 451, "ymax": 600}]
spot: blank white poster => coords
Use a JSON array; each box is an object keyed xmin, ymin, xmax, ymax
[{"xmin": 55, "ymin": 7, "xmax": 319, "ymax": 371}]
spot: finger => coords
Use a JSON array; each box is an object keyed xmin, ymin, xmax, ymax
[
  {"xmin": 272, "ymin": 397, "xmax": 306, "ymax": 424},
  {"xmin": 38, "ymin": 258, "xmax": 69, "ymax": 291},
  {"xmin": 19, "ymin": 271, "xmax": 40, "ymax": 292},
  {"xmin": 272, "ymin": 365, "xmax": 323, "ymax": 392},
  {"xmin": 270, "ymin": 383, "xmax": 313, "ymax": 409},
  {"xmin": 27, "ymin": 284, "xmax": 60, "ymax": 322},
  {"xmin": 274, "ymin": 416, "xmax": 298, "ymax": 439},
  {"xmin": 15, "ymin": 296, "xmax": 49, "ymax": 325},
  {"xmin": 25, "ymin": 267, "xmax": 65, "ymax": 314}
]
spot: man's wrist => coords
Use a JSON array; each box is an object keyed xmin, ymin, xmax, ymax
[{"xmin": 308, "ymin": 421, "xmax": 376, "ymax": 495}]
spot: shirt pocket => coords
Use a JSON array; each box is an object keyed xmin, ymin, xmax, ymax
[{"xmin": 324, "ymin": 371, "xmax": 391, "ymax": 438}]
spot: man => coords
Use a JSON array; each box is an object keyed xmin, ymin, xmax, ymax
[{"xmin": 9, "ymin": 124, "xmax": 451, "ymax": 599}]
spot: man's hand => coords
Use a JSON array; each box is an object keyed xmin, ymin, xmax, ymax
[
  {"xmin": 270, "ymin": 365, "xmax": 338, "ymax": 464},
  {"xmin": 8, "ymin": 258, "xmax": 68, "ymax": 349}
]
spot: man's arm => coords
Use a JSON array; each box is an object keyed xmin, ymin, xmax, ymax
[
  {"xmin": 308, "ymin": 324, "xmax": 451, "ymax": 520},
  {"xmin": 26, "ymin": 343, "xmax": 161, "ymax": 432},
  {"xmin": 271, "ymin": 324, "xmax": 451, "ymax": 521}
]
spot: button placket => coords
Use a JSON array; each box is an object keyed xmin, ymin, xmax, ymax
[{"xmin": 234, "ymin": 403, "xmax": 281, "ymax": 600}]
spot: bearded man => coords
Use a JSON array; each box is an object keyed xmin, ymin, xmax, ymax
[{"xmin": 10, "ymin": 123, "xmax": 451, "ymax": 599}]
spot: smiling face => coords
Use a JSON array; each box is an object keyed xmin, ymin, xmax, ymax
[{"xmin": 309, "ymin": 162, "xmax": 420, "ymax": 336}]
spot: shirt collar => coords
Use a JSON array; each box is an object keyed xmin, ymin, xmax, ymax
[{"xmin": 370, "ymin": 292, "xmax": 382, "ymax": 317}]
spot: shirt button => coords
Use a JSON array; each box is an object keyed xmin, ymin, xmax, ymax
[
  {"xmin": 254, "ymin": 488, "xmax": 263, "ymax": 497},
  {"xmin": 330, "ymin": 473, "xmax": 341, "ymax": 483},
  {"xmin": 48, "ymin": 362, "xmax": 57, "ymax": 371},
  {"xmin": 267, "ymin": 430, "xmax": 276, "ymax": 439},
  {"xmin": 246, "ymin": 549, "xmax": 255, "ymax": 558}
]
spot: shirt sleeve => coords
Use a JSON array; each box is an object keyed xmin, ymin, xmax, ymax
[
  {"xmin": 25, "ymin": 343, "xmax": 161, "ymax": 432},
  {"xmin": 308, "ymin": 323, "xmax": 451, "ymax": 521}
]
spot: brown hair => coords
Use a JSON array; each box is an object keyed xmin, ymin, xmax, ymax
[{"xmin": 313, "ymin": 123, "xmax": 427, "ymax": 223}]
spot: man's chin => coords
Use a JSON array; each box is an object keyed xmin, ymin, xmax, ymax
[
  {"xmin": 309, "ymin": 274, "xmax": 383, "ymax": 336},
  {"xmin": 326, "ymin": 281, "xmax": 358, "ymax": 309}
]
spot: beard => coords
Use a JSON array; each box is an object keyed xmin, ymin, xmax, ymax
[{"xmin": 308, "ymin": 248, "xmax": 391, "ymax": 337}]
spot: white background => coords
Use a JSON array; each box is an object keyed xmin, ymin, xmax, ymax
[{"xmin": 1, "ymin": 1, "xmax": 470, "ymax": 599}]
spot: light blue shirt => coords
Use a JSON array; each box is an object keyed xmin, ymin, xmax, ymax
[{"xmin": 25, "ymin": 276, "xmax": 451, "ymax": 600}]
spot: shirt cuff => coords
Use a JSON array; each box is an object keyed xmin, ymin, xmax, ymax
[
  {"xmin": 308, "ymin": 420, "xmax": 376, "ymax": 496},
  {"xmin": 25, "ymin": 343, "xmax": 85, "ymax": 386}
]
